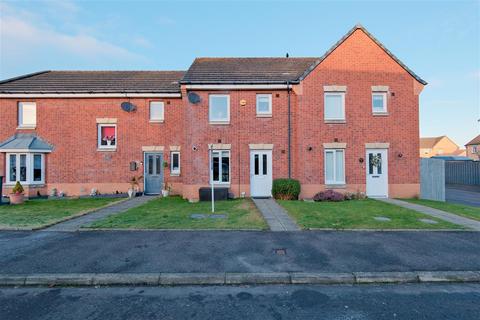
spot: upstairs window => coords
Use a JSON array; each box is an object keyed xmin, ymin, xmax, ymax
[
  {"xmin": 170, "ymin": 151, "xmax": 180, "ymax": 175},
  {"xmin": 256, "ymin": 94, "xmax": 272, "ymax": 116},
  {"xmin": 18, "ymin": 102, "xmax": 37, "ymax": 128},
  {"xmin": 324, "ymin": 93, "xmax": 345, "ymax": 121},
  {"xmin": 209, "ymin": 95, "xmax": 230, "ymax": 123},
  {"xmin": 372, "ymin": 92, "xmax": 387, "ymax": 113},
  {"xmin": 98, "ymin": 124, "xmax": 117, "ymax": 149},
  {"xmin": 150, "ymin": 101, "xmax": 164, "ymax": 122}
]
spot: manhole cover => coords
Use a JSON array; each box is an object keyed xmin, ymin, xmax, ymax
[{"xmin": 274, "ymin": 248, "xmax": 287, "ymax": 255}]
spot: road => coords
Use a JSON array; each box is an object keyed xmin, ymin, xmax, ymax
[
  {"xmin": 1, "ymin": 283, "xmax": 479, "ymax": 319},
  {"xmin": 446, "ymin": 184, "xmax": 480, "ymax": 207}
]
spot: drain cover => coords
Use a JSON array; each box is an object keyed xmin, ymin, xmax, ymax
[{"xmin": 274, "ymin": 248, "xmax": 287, "ymax": 255}]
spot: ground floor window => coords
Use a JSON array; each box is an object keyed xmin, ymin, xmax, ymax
[
  {"xmin": 211, "ymin": 150, "xmax": 230, "ymax": 183},
  {"xmin": 324, "ymin": 149, "xmax": 345, "ymax": 185},
  {"xmin": 170, "ymin": 151, "xmax": 180, "ymax": 175},
  {"xmin": 6, "ymin": 153, "xmax": 45, "ymax": 185}
]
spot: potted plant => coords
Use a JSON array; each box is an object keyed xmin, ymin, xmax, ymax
[
  {"xmin": 103, "ymin": 135, "xmax": 115, "ymax": 146},
  {"xmin": 128, "ymin": 176, "xmax": 143, "ymax": 198},
  {"xmin": 10, "ymin": 181, "xmax": 25, "ymax": 205},
  {"xmin": 161, "ymin": 182, "xmax": 171, "ymax": 197}
]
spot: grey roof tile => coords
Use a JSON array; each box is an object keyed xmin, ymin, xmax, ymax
[{"xmin": 0, "ymin": 133, "xmax": 54, "ymax": 151}]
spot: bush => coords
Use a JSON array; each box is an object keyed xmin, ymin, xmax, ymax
[
  {"xmin": 272, "ymin": 179, "xmax": 301, "ymax": 200},
  {"xmin": 12, "ymin": 181, "xmax": 24, "ymax": 194},
  {"xmin": 313, "ymin": 189, "xmax": 345, "ymax": 202}
]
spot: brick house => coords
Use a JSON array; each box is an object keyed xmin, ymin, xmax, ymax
[
  {"xmin": 465, "ymin": 134, "xmax": 480, "ymax": 161},
  {"xmin": 420, "ymin": 136, "xmax": 466, "ymax": 158},
  {"xmin": 0, "ymin": 25, "xmax": 426, "ymax": 200}
]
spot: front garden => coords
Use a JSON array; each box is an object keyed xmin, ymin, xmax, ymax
[{"xmin": 403, "ymin": 198, "xmax": 480, "ymax": 222}]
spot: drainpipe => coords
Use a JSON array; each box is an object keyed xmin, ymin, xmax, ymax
[{"xmin": 287, "ymin": 80, "xmax": 291, "ymax": 179}]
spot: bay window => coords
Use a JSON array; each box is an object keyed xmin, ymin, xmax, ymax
[
  {"xmin": 6, "ymin": 153, "xmax": 45, "ymax": 185},
  {"xmin": 211, "ymin": 150, "xmax": 230, "ymax": 184}
]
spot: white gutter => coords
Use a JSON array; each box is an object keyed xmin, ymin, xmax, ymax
[
  {"xmin": 0, "ymin": 149, "xmax": 52, "ymax": 153},
  {"xmin": 0, "ymin": 93, "xmax": 181, "ymax": 98},
  {"xmin": 184, "ymin": 84, "xmax": 290, "ymax": 90}
]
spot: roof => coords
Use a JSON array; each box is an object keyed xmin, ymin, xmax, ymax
[
  {"xmin": 466, "ymin": 134, "xmax": 480, "ymax": 146},
  {"xmin": 181, "ymin": 57, "xmax": 319, "ymax": 84},
  {"xmin": 0, "ymin": 133, "xmax": 53, "ymax": 152},
  {"xmin": 0, "ymin": 71, "xmax": 185, "ymax": 94},
  {"xmin": 420, "ymin": 136, "xmax": 446, "ymax": 149}
]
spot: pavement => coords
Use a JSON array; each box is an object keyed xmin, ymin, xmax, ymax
[
  {"xmin": 252, "ymin": 198, "xmax": 300, "ymax": 231},
  {"xmin": 44, "ymin": 195, "xmax": 157, "ymax": 231},
  {"xmin": 1, "ymin": 283, "xmax": 479, "ymax": 320},
  {"xmin": 446, "ymin": 184, "xmax": 480, "ymax": 207},
  {"xmin": 380, "ymin": 198, "xmax": 480, "ymax": 231}
]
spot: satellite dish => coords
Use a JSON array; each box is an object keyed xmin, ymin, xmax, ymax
[
  {"xmin": 121, "ymin": 102, "xmax": 137, "ymax": 112},
  {"xmin": 188, "ymin": 92, "xmax": 201, "ymax": 104}
]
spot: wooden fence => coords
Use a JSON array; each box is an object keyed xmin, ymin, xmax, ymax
[{"xmin": 420, "ymin": 158, "xmax": 445, "ymax": 201}]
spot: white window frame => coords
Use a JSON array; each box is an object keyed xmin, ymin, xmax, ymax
[
  {"xmin": 210, "ymin": 150, "xmax": 231, "ymax": 184},
  {"xmin": 372, "ymin": 92, "xmax": 387, "ymax": 113},
  {"xmin": 256, "ymin": 94, "xmax": 272, "ymax": 116},
  {"xmin": 324, "ymin": 92, "xmax": 345, "ymax": 121},
  {"xmin": 97, "ymin": 124, "xmax": 117, "ymax": 150},
  {"xmin": 149, "ymin": 101, "xmax": 165, "ymax": 122},
  {"xmin": 170, "ymin": 151, "xmax": 180, "ymax": 175},
  {"xmin": 5, "ymin": 153, "xmax": 45, "ymax": 185},
  {"xmin": 209, "ymin": 94, "xmax": 230, "ymax": 124},
  {"xmin": 472, "ymin": 146, "xmax": 478, "ymax": 153},
  {"xmin": 324, "ymin": 149, "xmax": 345, "ymax": 185},
  {"xmin": 18, "ymin": 102, "xmax": 37, "ymax": 128}
]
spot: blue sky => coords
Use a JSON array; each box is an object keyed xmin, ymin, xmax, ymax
[{"xmin": 1, "ymin": 0, "xmax": 479, "ymax": 146}]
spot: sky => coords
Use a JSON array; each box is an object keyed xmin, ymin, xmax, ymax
[{"xmin": 0, "ymin": 0, "xmax": 479, "ymax": 147}]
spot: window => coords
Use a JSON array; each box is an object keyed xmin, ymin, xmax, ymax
[
  {"xmin": 150, "ymin": 101, "xmax": 164, "ymax": 122},
  {"xmin": 211, "ymin": 150, "xmax": 230, "ymax": 183},
  {"xmin": 473, "ymin": 146, "xmax": 478, "ymax": 153},
  {"xmin": 98, "ymin": 124, "xmax": 117, "ymax": 149},
  {"xmin": 170, "ymin": 151, "xmax": 180, "ymax": 175},
  {"xmin": 324, "ymin": 93, "xmax": 345, "ymax": 121},
  {"xmin": 209, "ymin": 95, "xmax": 230, "ymax": 123},
  {"xmin": 18, "ymin": 102, "xmax": 36, "ymax": 128},
  {"xmin": 256, "ymin": 94, "xmax": 272, "ymax": 116},
  {"xmin": 372, "ymin": 92, "xmax": 387, "ymax": 113},
  {"xmin": 324, "ymin": 149, "xmax": 345, "ymax": 185},
  {"xmin": 6, "ymin": 153, "xmax": 44, "ymax": 184}
]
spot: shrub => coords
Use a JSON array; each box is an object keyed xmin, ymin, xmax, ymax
[
  {"xmin": 12, "ymin": 181, "xmax": 24, "ymax": 194},
  {"xmin": 313, "ymin": 189, "xmax": 345, "ymax": 202},
  {"xmin": 272, "ymin": 179, "xmax": 301, "ymax": 200}
]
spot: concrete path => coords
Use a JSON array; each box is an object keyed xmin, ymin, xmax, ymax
[
  {"xmin": 252, "ymin": 198, "xmax": 300, "ymax": 231},
  {"xmin": 44, "ymin": 195, "xmax": 157, "ymax": 232},
  {"xmin": 446, "ymin": 184, "xmax": 480, "ymax": 207},
  {"xmin": 379, "ymin": 198, "xmax": 480, "ymax": 231}
]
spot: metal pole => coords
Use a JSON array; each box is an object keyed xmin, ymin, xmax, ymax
[
  {"xmin": 287, "ymin": 81, "xmax": 291, "ymax": 178},
  {"xmin": 210, "ymin": 148, "xmax": 215, "ymax": 213}
]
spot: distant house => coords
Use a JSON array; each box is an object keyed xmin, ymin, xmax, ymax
[
  {"xmin": 420, "ymin": 136, "xmax": 466, "ymax": 158},
  {"xmin": 465, "ymin": 134, "xmax": 480, "ymax": 161}
]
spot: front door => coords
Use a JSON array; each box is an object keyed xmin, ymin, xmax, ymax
[
  {"xmin": 250, "ymin": 150, "xmax": 272, "ymax": 197},
  {"xmin": 366, "ymin": 149, "xmax": 388, "ymax": 198},
  {"xmin": 144, "ymin": 152, "xmax": 163, "ymax": 194}
]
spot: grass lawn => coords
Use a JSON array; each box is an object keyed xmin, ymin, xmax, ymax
[
  {"xmin": 403, "ymin": 199, "xmax": 480, "ymax": 222},
  {"xmin": 278, "ymin": 199, "xmax": 463, "ymax": 230},
  {"xmin": 0, "ymin": 197, "xmax": 122, "ymax": 229},
  {"xmin": 88, "ymin": 196, "xmax": 268, "ymax": 230}
]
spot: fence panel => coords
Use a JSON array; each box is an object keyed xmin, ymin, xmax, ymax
[
  {"xmin": 420, "ymin": 158, "xmax": 445, "ymax": 201},
  {"xmin": 445, "ymin": 161, "xmax": 480, "ymax": 185}
]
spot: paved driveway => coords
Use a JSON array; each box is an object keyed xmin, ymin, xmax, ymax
[{"xmin": 446, "ymin": 184, "xmax": 480, "ymax": 207}]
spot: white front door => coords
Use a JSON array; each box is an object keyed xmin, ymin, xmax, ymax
[
  {"xmin": 366, "ymin": 149, "xmax": 388, "ymax": 198},
  {"xmin": 250, "ymin": 150, "xmax": 272, "ymax": 197}
]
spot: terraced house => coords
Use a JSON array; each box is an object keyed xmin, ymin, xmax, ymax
[{"xmin": 0, "ymin": 25, "xmax": 426, "ymax": 201}]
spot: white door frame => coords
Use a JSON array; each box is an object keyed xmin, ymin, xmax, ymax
[
  {"xmin": 250, "ymin": 149, "xmax": 273, "ymax": 197},
  {"xmin": 366, "ymin": 148, "xmax": 389, "ymax": 198}
]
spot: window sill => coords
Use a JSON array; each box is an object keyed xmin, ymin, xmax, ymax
[
  {"xmin": 4, "ymin": 183, "xmax": 45, "ymax": 188},
  {"xmin": 325, "ymin": 184, "xmax": 346, "ymax": 189},
  {"xmin": 324, "ymin": 120, "xmax": 346, "ymax": 124},
  {"xmin": 209, "ymin": 121, "xmax": 230, "ymax": 125},
  {"xmin": 170, "ymin": 172, "xmax": 180, "ymax": 177},
  {"xmin": 97, "ymin": 148, "xmax": 117, "ymax": 152},
  {"xmin": 16, "ymin": 126, "xmax": 36, "ymax": 130},
  {"xmin": 372, "ymin": 112, "xmax": 389, "ymax": 116},
  {"xmin": 149, "ymin": 120, "xmax": 164, "ymax": 123},
  {"xmin": 256, "ymin": 114, "xmax": 272, "ymax": 118}
]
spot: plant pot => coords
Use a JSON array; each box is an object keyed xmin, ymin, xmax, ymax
[
  {"xmin": 128, "ymin": 188, "xmax": 136, "ymax": 198},
  {"xmin": 106, "ymin": 140, "xmax": 112, "ymax": 146},
  {"xmin": 161, "ymin": 190, "xmax": 169, "ymax": 197},
  {"xmin": 9, "ymin": 193, "xmax": 24, "ymax": 205}
]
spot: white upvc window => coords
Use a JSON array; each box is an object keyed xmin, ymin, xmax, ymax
[
  {"xmin": 472, "ymin": 146, "xmax": 478, "ymax": 153},
  {"xmin": 6, "ymin": 153, "xmax": 45, "ymax": 185},
  {"xmin": 324, "ymin": 92, "xmax": 345, "ymax": 121},
  {"xmin": 256, "ymin": 94, "xmax": 272, "ymax": 116},
  {"xmin": 97, "ymin": 124, "xmax": 117, "ymax": 150},
  {"xmin": 170, "ymin": 151, "xmax": 180, "ymax": 175},
  {"xmin": 324, "ymin": 149, "xmax": 345, "ymax": 185},
  {"xmin": 372, "ymin": 92, "xmax": 387, "ymax": 113},
  {"xmin": 209, "ymin": 95, "xmax": 230, "ymax": 123},
  {"xmin": 18, "ymin": 102, "xmax": 37, "ymax": 128},
  {"xmin": 211, "ymin": 150, "xmax": 230, "ymax": 184},
  {"xmin": 150, "ymin": 101, "xmax": 164, "ymax": 122}
]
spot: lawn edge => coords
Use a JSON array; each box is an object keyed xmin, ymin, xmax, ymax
[{"xmin": 402, "ymin": 198, "xmax": 480, "ymax": 222}]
